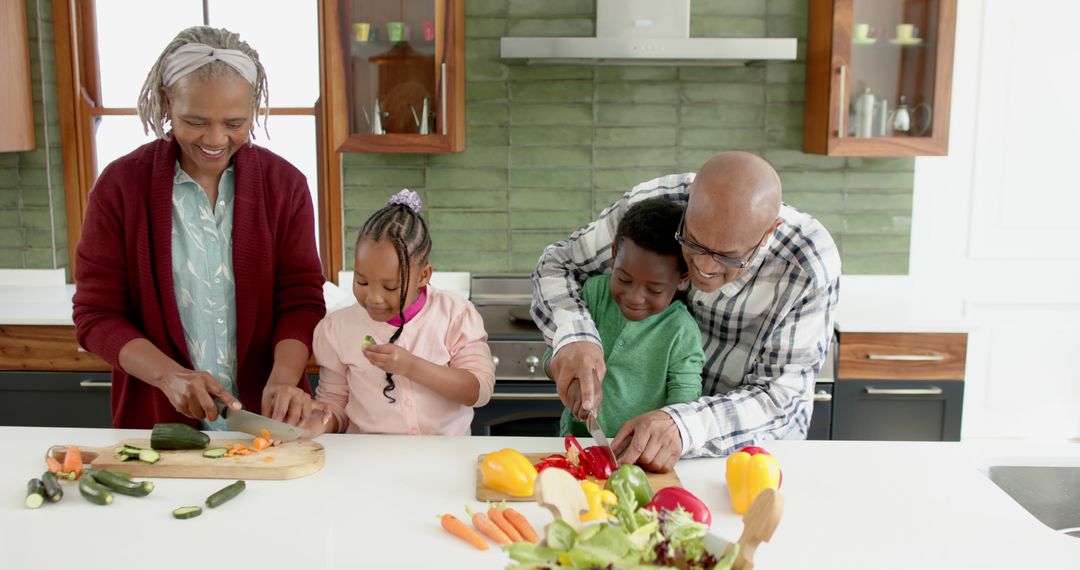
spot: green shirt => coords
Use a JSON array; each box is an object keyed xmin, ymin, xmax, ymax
[
  {"xmin": 557, "ymin": 274, "xmax": 704, "ymax": 437},
  {"xmin": 171, "ymin": 163, "xmax": 238, "ymax": 431}
]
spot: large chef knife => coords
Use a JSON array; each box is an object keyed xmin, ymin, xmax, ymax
[
  {"xmin": 217, "ymin": 403, "xmax": 304, "ymax": 442},
  {"xmin": 586, "ymin": 409, "xmax": 618, "ymax": 469}
]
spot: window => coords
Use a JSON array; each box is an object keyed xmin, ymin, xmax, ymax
[{"xmin": 54, "ymin": 0, "xmax": 327, "ymax": 273}]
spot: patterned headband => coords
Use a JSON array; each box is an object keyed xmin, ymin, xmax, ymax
[{"xmin": 162, "ymin": 43, "xmax": 258, "ymax": 87}]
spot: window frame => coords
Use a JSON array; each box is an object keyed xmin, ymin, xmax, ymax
[{"xmin": 51, "ymin": 0, "xmax": 342, "ymax": 282}]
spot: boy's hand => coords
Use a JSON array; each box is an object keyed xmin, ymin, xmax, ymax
[
  {"xmin": 363, "ymin": 343, "xmax": 416, "ymax": 377},
  {"xmin": 300, "ymin": 402, "xmax": 335, "ymax": 439}
]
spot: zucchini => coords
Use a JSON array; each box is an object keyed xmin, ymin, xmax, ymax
[
  {"xmin": 90, "ymin": 469, "xmax": 154, "ymax": 497},
  {"xmin": 205, "ymin": 480, "xmax": 246, "ymax": 508},
  {"xmin": 26, "ymin": 479, "xmax": 45, "ymax": 509},
  {"xmin": 117, "ymin": 444, "xmax": 159, "ymax": 464},
  {"xmin": 202, "ymin": 447, "xmax": 228, "ymax": 459},
  {"xmin": 138, "ymin": 449, "xmax": 161, "ymax": 464},
  {"xmin": 78, "ymin": 476, "xmax": 113, "ymax": 506},
  {"xmin": 40, "ymin": 471, "xmax": 63, "ymax": 503},
  {"xmin": 172, "ymin": 506, "xmax": 203, "ymax": 519},
  {"xmin": 151, "ymin": 423, "xmax": 210, "ymax": 450},
  {"xmin": 362, "ymin": 335, "xmax": 377, "ymax": 348}
]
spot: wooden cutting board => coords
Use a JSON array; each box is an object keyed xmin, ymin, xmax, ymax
[
  {"xmin": 476, "ymin": 452, "xmax": 681, "ymax": 502},
  {"xmin": 50, "ymin": 439, "xmax": 325, "ymax": 480}
]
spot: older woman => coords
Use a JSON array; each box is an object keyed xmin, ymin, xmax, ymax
[{"xmin": 73, "ymin": 27, "xmax": 325, "ymax": 429}]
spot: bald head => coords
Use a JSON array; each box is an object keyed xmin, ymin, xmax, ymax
[{"xmin": 681, "ymin": 152, "xmax": 782, "ymax": 290}]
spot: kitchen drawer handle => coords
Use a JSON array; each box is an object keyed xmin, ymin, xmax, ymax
[
  {"xmin": 79, "ymin": 379, "xmax": 111, "ymax": 389},
  {"xmin": 837, "ymin": 64, "xmax": 846, "ymax": 138},
  {"xmin": 864, "ymin": 386, "xmax": 943, "ymax": 396},
  {"xmin": 491, "ymin": 392, "xmax": 560, "ymax": 401},
  {"xmin": 866, "ymin": 353, "xmax": 945, "ymax": 362},
  {"xmin": 813, "ymin": 390, "xmax": 833, "ymax": 402}
]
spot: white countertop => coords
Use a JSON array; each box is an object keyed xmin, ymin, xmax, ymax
[{"xmin": 1, "ymin": 427, "xmax": 1077, "ymax": 569}]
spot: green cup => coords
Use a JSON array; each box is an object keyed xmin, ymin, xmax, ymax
[{"xmin": 387, "ymin": 21, "xmax": 405, "ymax": 42}]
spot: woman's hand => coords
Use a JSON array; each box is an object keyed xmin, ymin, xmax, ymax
[
  {"xmin": 363, "ymin": 343, "xmax": 417, "ymax": 377},
  {"xmin": 261, "ymin": 384, "xmax": 314, "ymax": 427},
  {"xmin": 300, "ymin": 402, "xmax": 336, "ymax": 439},
  {"xmin": 160, "ymin": 370, "xmax": 242, "ymax": 421}
]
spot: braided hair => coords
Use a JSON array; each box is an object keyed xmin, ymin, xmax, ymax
[
  {"xmin": 357, "ymin": 190, "xmax": 432, "ymax": 402},
  {"xmin": 137, "ymin": 26, "xmax": 270, "ymax": 141}
]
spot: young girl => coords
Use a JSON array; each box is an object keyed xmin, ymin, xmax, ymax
[{"xmin": 303, "ymin": 190, "xmax": 495, "ymax": 436}]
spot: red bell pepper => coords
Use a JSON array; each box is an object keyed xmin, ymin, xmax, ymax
[
  {"xmin": 533, "ymin": 454, "xmax": 586, "ymax": 480},
  {"xmin": 564, "ymin": 435, "xmax": 617, "ymax": 480},
  {"xmin": 645, "ymin": 486, "xmax": 712, "ymax": 527}
]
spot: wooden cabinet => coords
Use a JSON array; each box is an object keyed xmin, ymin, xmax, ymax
[
  {"xmin": 320, "ymin": 0, "xmax": 465, "ymax": 153},
  {"xmin": 803, "ymin": 0, "xmax": 956, "ymax": 156},
  {"xmin": 833, "ymin": 331, "xmax": 966, "ymax": 441},
  {"xmin": 0, "ymin": 0, "xmax": 36, "ymax": 152}
]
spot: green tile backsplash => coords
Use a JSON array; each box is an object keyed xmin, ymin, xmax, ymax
[
  {"xmin": 342, "ymin": 0, "xmax": 913, "ymax": 275},
  {"xmin": 1, "ymin": 0, "xmax": 913, "ymax": 277}
]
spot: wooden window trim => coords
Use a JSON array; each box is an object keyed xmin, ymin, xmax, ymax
[{"xmin": 52, "ymin": 0, "xmax": 341, "ymax": 284}]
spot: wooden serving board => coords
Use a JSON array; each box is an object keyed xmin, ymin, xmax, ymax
[
  {"xmin": 476, "ymin": 452, "xmax": 681, "ymax": 502},
  {"xmin": 51, "ymin": 439, "xmax": 325, "ymax": 480}
]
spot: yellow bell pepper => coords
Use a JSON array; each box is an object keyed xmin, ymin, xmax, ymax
[
  {"xmin": 579, "ymin": 480, "xmax": 617, "ymax": 521},
  {"xmin": 725, "ymin": 447, "xmax": 782, "ymax": 514},
  {"xmin": 481, "ymin": 448, "xmax": 537, "ymax": 497}
]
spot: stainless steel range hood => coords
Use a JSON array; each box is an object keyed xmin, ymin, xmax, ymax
[{"xmin": 500, "ymin": 0, "xmax": 797, "ymax": 66}]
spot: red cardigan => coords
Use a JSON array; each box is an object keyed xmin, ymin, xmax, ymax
[{"xmin": 73, "ymin": 139, "xmax": 326, "ymax": 428}]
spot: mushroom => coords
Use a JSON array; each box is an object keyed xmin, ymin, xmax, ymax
[{"xmin": 535, "ymin": 468, "xmax": 589, "ymax": 531}]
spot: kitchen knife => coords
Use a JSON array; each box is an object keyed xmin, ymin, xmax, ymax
[
  {"xmin": 586, "ymin": 408, "xmax": 619, "ymax": 469},
  {"xmin": 217, "ymin": 403, "xmax": 304, "ymax": 442}
]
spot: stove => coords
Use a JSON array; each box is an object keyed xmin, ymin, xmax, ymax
[{"xmin": 469, "ymin": 274, "xmax": 562, "ymax": 436}]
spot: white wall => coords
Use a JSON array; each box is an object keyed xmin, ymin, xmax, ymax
[{"xmin": 840, "ymin": 0, "xmax": 1080, "ymax": 440}]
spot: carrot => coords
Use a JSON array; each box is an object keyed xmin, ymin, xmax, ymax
[
  {"xmin": 466, "ymin": 506, "xmax": 511, "ymax": 545},
  {"xmin": 262, "ymin": 455, "xmax": 273, "ymax": 462},
  {"xmin": 487, "ymin": 506, "xmax": 523, "ymax": 542},
  {"xmin": 502, "ymin": 506, "xmax": 539, "ymax": 543},
  {"xmin": 259, "ymin": 428, "xmax": 271, "ymax": 440},
  {"xmin": 46, "ymin": 456, "xmax": 62, "ymax": 474},
  {"xmin": 440, "ymin": 514, "xmax": 488, "ymax": 550},
  {"xmin": 61, "ymin": 445, "xmax": 83, "ymax": 479},
  {"xmin": 252, "ymin": 437, "xmax": 270, "ymax": 451}
]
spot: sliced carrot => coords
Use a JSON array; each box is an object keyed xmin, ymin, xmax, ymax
[
  {"xmin": 468, "ymin": 509, "xmax": 511, "ymax": 545},
  {"xmin": 46, "ymin": 456, "xmax": 62, "ymax": 474},
  {"xmin": 61, "ymin": 445, "xmax": 83, "ymax": 479},
  {"xmin": 252, "ymin": 437, "xmax": 270, "ymax": 451},
  {"xmin": 259, "ymin": 428, "xmax": 271, "ymax": 440},
  {"xmin": 440, "ymin": 514, "xmax": 488, "ymax": 550},
  {"xmin": 502, "ymin": 507, "xmax": 539, "ymax": 543},
  {"xmin": 487, "ymin": 507, "xmax": 523, "ymax": 542},
  {"xmin": 262, "ymin": 456, "xmax": 273, "ymax": 462},
  {"xmin": 225, "ymin": 443, "xmax": 235, "ymax": 450}
]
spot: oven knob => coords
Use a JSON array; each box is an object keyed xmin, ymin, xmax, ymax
[
  {"xmin": 525, "ymin": 355, "xmax": 540, "ymax": 374},
  {"xmin": 491, "ymin": 355, "xmax": 500, "ymax": 368}
]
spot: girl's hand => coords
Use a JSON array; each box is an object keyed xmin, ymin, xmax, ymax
[
  {"xmin": 300, "ymin": 402, "xmax": 335, "ymax": 439},
  {"xmin": 261, "ymin": 384, "xmax": 313, "ymax": 427},
  {"xmin": 363, "ymin": 343, "xmax": 416, "ymax": 377}
]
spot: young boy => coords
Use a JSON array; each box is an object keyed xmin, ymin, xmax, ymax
[{"xmin": 552, "ymin": 197, "xmax": 704, "ymax": 437}]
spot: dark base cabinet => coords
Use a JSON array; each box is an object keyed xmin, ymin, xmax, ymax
[
  {"xmin": 832, "ymin": 380, "xmax": 963, "ymax": 441},
  {"xmin": 0, "ymin": 372, "xmax": 113, "ymax": 428},
  {"xmin": 806, "ymin": 383, "xmax": 833, "ymax": 440}
]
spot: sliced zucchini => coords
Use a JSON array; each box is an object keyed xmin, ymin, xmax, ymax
[
  {"xmin": 202, "ymin": 447, "xmax": 228, "ymax": 459},
  {"xmin": 138, "ymin": 449, "xmax": 161, "ymax": 464},
  {"xmin": 362, "ymin": 335, "xmax": 377, "ymax": 348},
  {"xmin": 78, "ymin": 476, "xmax": 113, "ymax": 506},
  {"xmin": 26, "ymin": 479, "xmax": 45, "ymax": 509},
  {"xmin": 90, "ymin": 469, "xmax": 154, "ymax": 497},
  {"xmin": 40, "ymin": 471, "xmax": 63, "ymax": 503},
  {"xmin": 172, "ymin": 506, "xmax": 203, "ymax": 519},
  {"xmin": 205, "ymin": 480, "xmax": 246, "ymax": 508},
  {"xmin": 151, "ymin": 423, "xmax": 210, "ymax": 450}
]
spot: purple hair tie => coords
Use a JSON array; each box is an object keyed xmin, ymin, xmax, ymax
[{"xmin": 387, "ymin": 188, "xmax": 423, "ymax": 214}]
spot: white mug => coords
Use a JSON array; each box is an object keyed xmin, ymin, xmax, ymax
[
  {"xmin": 853, "ymin": 23, "xmax": 870, "ymax": 41},
  {"xmin": 895, "ymin": 23, "xmax": 915, "ymax": 41}
]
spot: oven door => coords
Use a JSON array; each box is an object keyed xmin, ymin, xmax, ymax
[{"xmin": 471, "ymin": 381, "xmax": 564, "ymax": 437}]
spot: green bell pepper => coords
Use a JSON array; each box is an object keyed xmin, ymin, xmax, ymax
[{"xmin": 605, "ymin": 464, "xmax": 653, "ymax": 509}]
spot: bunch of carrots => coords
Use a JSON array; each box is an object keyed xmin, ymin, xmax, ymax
[
  {"xmin": 440, "ymin": 502, "xmax": 538, "ymax": 551},
  {"xmin": 45, "ymin": 445, "xmax": 83, "ymax": 480}
]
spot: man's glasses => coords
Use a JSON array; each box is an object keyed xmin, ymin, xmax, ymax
[{"xmin": 674, "ymin": 214, "xmax": 769, "ymax": 269}]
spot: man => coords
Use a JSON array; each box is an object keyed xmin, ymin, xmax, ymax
[{"xmin": 531, "ymin": 152, "xmax": 840, "ymax": 471}]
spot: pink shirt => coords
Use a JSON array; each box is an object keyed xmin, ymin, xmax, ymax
[{"xmin": 312, "ymin": 287, "xmax": 496, "ymax": 435}]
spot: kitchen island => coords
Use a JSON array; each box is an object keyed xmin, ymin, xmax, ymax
[{"xmin": 1, "ymin": 427, "xmax": 1077, "ymax": 569}]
